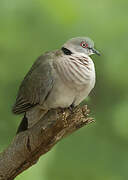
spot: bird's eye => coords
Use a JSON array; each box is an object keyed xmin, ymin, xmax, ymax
[{"xmin": 80, "ymin": 41, "xmax": 88, "ymax": 48}]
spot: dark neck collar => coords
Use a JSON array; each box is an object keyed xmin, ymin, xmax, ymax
[{"xmin": 61, "ymin": 47, "xmax": 72, "ymax": 55}]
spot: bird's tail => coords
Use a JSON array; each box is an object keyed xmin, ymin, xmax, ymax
[
  {"xmin": 16, "ymin": 106, "xmax": 48, "ymax": 134},
  {"xmin": 16, "ymin": 114, "xmax": 28, "ymax": 134}
]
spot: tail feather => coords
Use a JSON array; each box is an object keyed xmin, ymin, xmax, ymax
[
  {"xmin": 16, "ymin": 106, "xmax": 48, "ymax": 134},
  {"xmin": 26, "ymin": 106, "xmax": 48, "ymax": 129},
  {"xmin": 16, "ymin": 114, "xmax": 28, "ymax": 134}
]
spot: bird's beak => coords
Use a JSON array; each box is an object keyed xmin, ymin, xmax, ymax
[{"xmin": 92, "ymin": 48, "xmax": 101, "ymax": 56}]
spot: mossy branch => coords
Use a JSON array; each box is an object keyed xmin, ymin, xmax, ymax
[{"xmin": 0, "ymin": 105, "xmax": 94, "ymax": 180}]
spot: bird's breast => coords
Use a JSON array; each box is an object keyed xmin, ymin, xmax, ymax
[
  {"xmin": 43, "ymin": 54, "xmax": 95, "ymax": 109},
  {"xmin": 54, "ymin": 55, "xmax": 95, "ymax": 90}
]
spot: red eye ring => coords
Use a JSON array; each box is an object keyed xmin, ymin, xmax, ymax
[{"xmin": 80, "ymin": 41, "xmax": 88, "ymax": 48}]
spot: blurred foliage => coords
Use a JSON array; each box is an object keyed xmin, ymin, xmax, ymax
[{"xmin": 0, "ymin": 0, "xmax": 128, "ymax": 179}]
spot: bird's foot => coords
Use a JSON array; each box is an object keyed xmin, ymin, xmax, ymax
[
  {"xmin": 58, "ymin": 104, "xmax": 76, "ymax": 114},
  {"xmin": 68, "ymin": 104, "xmax": 82, "ymax": 113},
  {"xmin": 68, "ymin": 104, "xmax": 75, "ymax": 112},
  {"xmin": 69, "ymin": 104, "xmax": 90, "ymax": 117}
]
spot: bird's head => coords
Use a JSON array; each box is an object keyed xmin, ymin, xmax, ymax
[{"xmin": 62, "ymin": 37, "xmax": 100, "ymax": 56}]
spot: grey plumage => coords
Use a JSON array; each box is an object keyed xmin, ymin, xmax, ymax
[
  {"xmin": 12, "ymin": 37, "xmax": 100, "ymax": 132},
  {"xmin": 13, "ymin": 52, "xmax": 54, "ymax": 114}
]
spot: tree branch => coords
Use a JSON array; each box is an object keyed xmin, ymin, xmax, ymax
[{"xmin": 0, "ymin": 105, "xmax": 94, "ymax": 180}]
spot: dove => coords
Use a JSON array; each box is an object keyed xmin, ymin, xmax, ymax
[{"xmin": 12, "ymin": 37, "xmax": 100, "ymax": 133}]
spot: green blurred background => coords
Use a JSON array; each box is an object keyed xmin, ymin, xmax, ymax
[{"xmin": 0, "ymin": 0, "xmax": 128, "ymax": 179}]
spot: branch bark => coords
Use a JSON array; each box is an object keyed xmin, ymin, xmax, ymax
[{"xmin": 0, "ymin": 105, "xmax": 94, "ymax": 180}]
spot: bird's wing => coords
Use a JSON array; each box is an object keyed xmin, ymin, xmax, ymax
[{"xmin": 12, "ymin": 52, "xmax": 54, "ymax": 114}]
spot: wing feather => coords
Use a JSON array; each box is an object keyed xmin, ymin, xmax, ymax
[{"xmin": 12, "ymin": 52, "xmax": 54, "ymax": 114}]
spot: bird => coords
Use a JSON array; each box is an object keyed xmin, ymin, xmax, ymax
[{"xmin": 12, "ymin": 37, "xmax": 100, "ymax": 133}]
